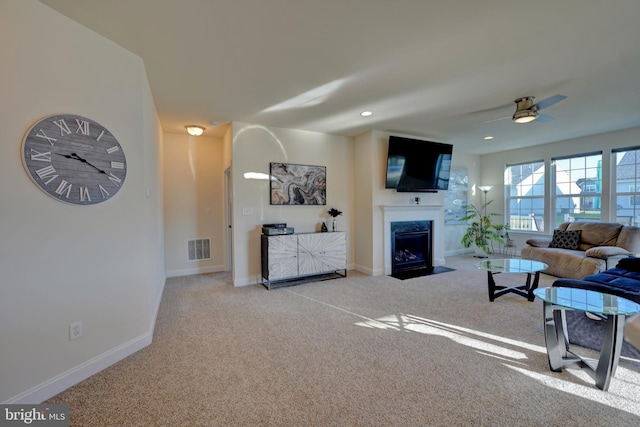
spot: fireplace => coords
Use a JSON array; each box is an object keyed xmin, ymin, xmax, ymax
[
  {"xmin": 391, "ymin": 221, "xmax": 432, "ymax": 279},
  {"xmin": 380, "ymin": 204, "xmax": 445, "ymax": 276}
]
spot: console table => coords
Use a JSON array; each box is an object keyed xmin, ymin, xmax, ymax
[{"xmin": 261, "ymin": 232, "xmax": 347, "ymax": 290}]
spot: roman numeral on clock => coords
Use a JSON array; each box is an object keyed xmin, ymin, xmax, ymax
[
  {"xmin": 55, "ymin": 180, "xmax": 72, "ymax": 198},
  {"xmin": 99, "ymin": 185, "xmax": 110, "ymax": 198},
  {"xmin": 53, "ymin": 119, "xmax": 72, "ymax": 136},
  {"xmin": 107, "ymin": 173, "xmax": 122, "ymax": 187},
  {"xmin": 35, "ymin": 129, "xmax": 57, "ymax": 146},
  {"xmin": 75, "ymin": 119, "xmax": 90, "ymax": 135},
  {"xmin": 35, "ymin": 165, "xmax": 59, "ymax": 185},
  {"xmin": 29, "ymin": 149, "xmax": 51, "ymax": 162},
  {"xmin": 79, "ymin": 186, "xmax": 91, "ymax": 202}
]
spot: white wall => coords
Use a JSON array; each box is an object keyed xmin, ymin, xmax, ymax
[
  {"xmin": 163, "ymin": 133, "xmax": 225, "ymax": 277},
  {"xmin": 353, "ymin": 131, "xmax": 376, "ymax": 274},
  {"xmin": 230, "ymin": 123, "xmax": 354, "ymax": 286},
  {"xmin": 0, "ymin": 0, "xmax": 165, "ymax": 403},
  {"xmin": 480, "ymin": 126, "xmax": 640, "ymax": 252}
]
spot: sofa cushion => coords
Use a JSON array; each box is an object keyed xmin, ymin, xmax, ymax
[
  {"xmin": 616, "ymin": 226, "xmax": 640, "ymax": 253},
  {"xmin": 553, "ymin": 267, "xmax": 640, "ymax": 303},
  {"xmin": 521, "ymin": 246, "xmax": 606, "ymax": 279},
  {"xmin": 549, "ymin": 229, "xmax": 581, "ymax": 250},
  {"xmin": 525, "ymin": 237, "xmax": 551, "ymax": 248},
  {"xmin": 566, "ymin": 221, "xmax": 623, "ymax": 249},
  {"xmin": 584, "ymin": 246, "xmax": 630, "ymax": 260}
]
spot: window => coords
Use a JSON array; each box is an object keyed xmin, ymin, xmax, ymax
[
  {"xmin": 505, "ymin": 161, "xmax": 545, "ymax": 231},
  {"xmin": 552, "ymin": 152, "xmax": 602, "ymax": 226},
  {"xmin": 614, "ymin": 147, "xmax": 640, "ymax": 225}
]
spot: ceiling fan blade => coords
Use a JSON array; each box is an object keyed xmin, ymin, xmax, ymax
[
  {"xmin": 535, "ymin": 113, "xmax": 555, "ymax": 123},
  {"xmin": 535, "ymin": 94, "xmax": 567, "ymax": 110},
  {"xmin": 482, "ymin": 115, "xmax": 511, "ymax": 124}
]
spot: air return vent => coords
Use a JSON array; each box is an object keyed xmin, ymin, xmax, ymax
[{"xmin": 188, "ymin": 238, "xmax": 211, "ymax": 261}]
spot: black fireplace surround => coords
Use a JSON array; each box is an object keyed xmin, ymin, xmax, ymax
[{"xmin": 390, "ymin": 220, "xmax": 433, "ymax": 279}]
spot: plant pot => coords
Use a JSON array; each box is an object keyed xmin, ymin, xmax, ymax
[{"xmin": 473, "ymin": 244, "xmax": 489, "ymax": 258}]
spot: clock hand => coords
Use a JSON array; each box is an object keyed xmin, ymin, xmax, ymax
[
  {"xmin": 56, "ymin": 153, "xmax": 107, "ymax": 174},
  {"xmin": 71, "ymin": 153, "xmax": 108, "ymax": 174}
]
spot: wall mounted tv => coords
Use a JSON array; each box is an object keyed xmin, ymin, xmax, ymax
[{"xmin": 385, "ymin": 136, "xmax": 453, "ymax": 192}]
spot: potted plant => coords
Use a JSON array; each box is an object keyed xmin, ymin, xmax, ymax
[
  {"xmin": 327, "ymin": 208, "xmax": 342, "ymax": 232},
  {"xmin": 460, "ymin": 200, "xmax": 504, "ymax": 257},
  {"xmin": 493, "ymin": 223, "xmax": 513, "ymax": 254}
]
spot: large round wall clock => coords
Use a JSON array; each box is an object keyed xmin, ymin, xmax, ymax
[{"xmin": 22, "ymin": 114, "xmax": 127, "ymax": 205}]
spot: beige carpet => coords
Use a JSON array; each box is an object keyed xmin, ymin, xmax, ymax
[{"xmin": 47, "ymin": 256, "xmax": 640, "ymax": 426}]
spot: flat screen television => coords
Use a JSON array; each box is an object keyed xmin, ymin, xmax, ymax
[{"xmin": 385, "ymin": 136, "xmax": 453, "ymax": 192}]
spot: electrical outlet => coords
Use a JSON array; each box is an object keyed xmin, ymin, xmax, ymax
[{"xmin": 69, "ymin": 321, "xmax": 83, "ymax": 340}]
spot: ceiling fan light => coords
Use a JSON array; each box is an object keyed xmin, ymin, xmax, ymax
[
  {"xmin": 185, "ymin": 125, "xmax": 205, "ymax": 136},
  {"xmin": 513, "ymin": 110, "xmax": 538, "ymax": 124}
]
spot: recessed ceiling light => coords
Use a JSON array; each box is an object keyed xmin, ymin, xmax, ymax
[
  {"xmin": 483, "ymin": 136, "xmax": 494, "ymax": 140},
  {"xmin": 360, "ymin": 111, "xmax": 373, "ymax": 117}
]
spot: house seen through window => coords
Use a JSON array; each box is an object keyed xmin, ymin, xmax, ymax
[
  {"xmin": 614, "ymin": 146, "xmax": 640, "ymax": 225},
  {"xmin": 552, "ymin": 152, "xmax": 602, "ymax": 227},
  {"xmin": 505, "ymin": 161, "xmax": 545, "ymax": 231}
]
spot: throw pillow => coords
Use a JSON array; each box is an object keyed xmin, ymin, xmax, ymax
[{"xmin": 549, "ymin": 229, "xmax": 581, "ymax": 250}]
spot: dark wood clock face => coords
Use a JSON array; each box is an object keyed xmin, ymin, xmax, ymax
[{"xmin": 22, "ymin": 114, "xmax": 127, "ymax": 205}]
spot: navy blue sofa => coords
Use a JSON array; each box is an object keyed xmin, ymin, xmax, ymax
[{"xmin": 552, "ymin": 256, "xmax": 640, "ymax": 304}]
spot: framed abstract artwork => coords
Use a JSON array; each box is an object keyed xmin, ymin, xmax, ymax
[{"xmin": 270, "ymin": 163, "xmax": 326, "ymax": 205}]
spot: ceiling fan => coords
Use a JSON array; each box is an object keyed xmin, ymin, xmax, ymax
[{"xmin": 483, "ymin": 94, "xmax": 567, "ymax": 124}]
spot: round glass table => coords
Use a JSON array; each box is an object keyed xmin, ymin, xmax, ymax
[
  {"xmin": 533, "ymin": 287, "xmax": 640, "ymax": 391},
  {"xmin": 474, "ymin": 258, "xmax": 548, "ymax": 302}
]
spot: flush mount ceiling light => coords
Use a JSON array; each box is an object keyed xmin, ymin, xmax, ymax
[
  {"xmin": 483, "ymin": 136, "xmax": 494, "ymax": 140},
  {"xmin": 360, "ymin": 111, "xmax": 373, "ymax": 117},
  {"xmin": 185, "ymin": 125, "xmax": 205, "ymax": 136}
]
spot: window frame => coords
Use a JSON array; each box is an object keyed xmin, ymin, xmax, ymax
[
  {"xmin": 504, "ymin": 160, "xmax": 546, "ymax": 232},
  {"xmin": 613, "ymin": 146, "xmax": 640, "ymax": 225},
  {"xmin": 551, "ymin": 151, "xmax": 603, "ymax": 228}
]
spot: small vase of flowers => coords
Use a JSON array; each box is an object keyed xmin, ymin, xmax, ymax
[{"xmin": 328, "ymin": 208, "xmax": 342, "ymax": 232}]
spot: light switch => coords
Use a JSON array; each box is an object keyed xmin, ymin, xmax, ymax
[{"xmin": 242, "ymin": 208, "xmax": 253, "ymax": 215}]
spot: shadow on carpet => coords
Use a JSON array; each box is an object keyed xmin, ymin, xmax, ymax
[
  {"xmin": 565, "ymin": 310, "xmax": 640, "ymax": 359},
  {"xmin": 391, "ymin": 266, "xmax": 455, "ymax": 280}
]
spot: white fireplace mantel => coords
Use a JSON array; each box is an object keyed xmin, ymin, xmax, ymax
[{"xmin": 380, "ymin": 204, "xmax": 445, "ymax": 275}]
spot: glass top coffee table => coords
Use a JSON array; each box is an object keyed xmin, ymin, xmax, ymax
[
  {"xmin": 533, "ymin": 287, "xmax": 640, "ymax": 391},
  {"xmin": 474, "ymin": 258, "xmax": 548, "ymax": 302}
]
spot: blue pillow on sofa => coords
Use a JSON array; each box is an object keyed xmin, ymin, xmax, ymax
[{"xmin": 616, "ymin": 256, "xmax": 640, "ymax": 272}]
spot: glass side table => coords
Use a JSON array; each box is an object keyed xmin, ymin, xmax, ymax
[
  {"xmin": 474, "ymin": 259, "xmax": 548, "ymax": 302},
  {"xmin": 533, "ymin": 287, "xmax": 640, "ymax": 391}
]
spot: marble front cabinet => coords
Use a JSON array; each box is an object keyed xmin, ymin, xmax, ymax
[{"xmin": 261, "ymin": 232, "xmax": 347, "ymax": 289}]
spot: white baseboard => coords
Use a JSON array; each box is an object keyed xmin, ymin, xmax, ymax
[
  {"xmin": 6, "ymin": 278, "xmax": 167, "ymax": 404},
  {"xmin": 354, "ymin": 264, "xmax": 384, "ymax": 276},
  {"xmin": 6, "ymin": 333, "xmax": 152, "ymax": 404},
  {"xmin": 445, "ymin": 249, "xmax": 473, "ymax": 256},
  {"xmin": 166, "ymin": 264, "xmax": 225, "ymax": 278}
]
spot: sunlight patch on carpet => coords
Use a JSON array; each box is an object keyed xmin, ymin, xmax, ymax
[{"xmin": 354, "ymin": 313, "xmax": 545, "ymax": 360}]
